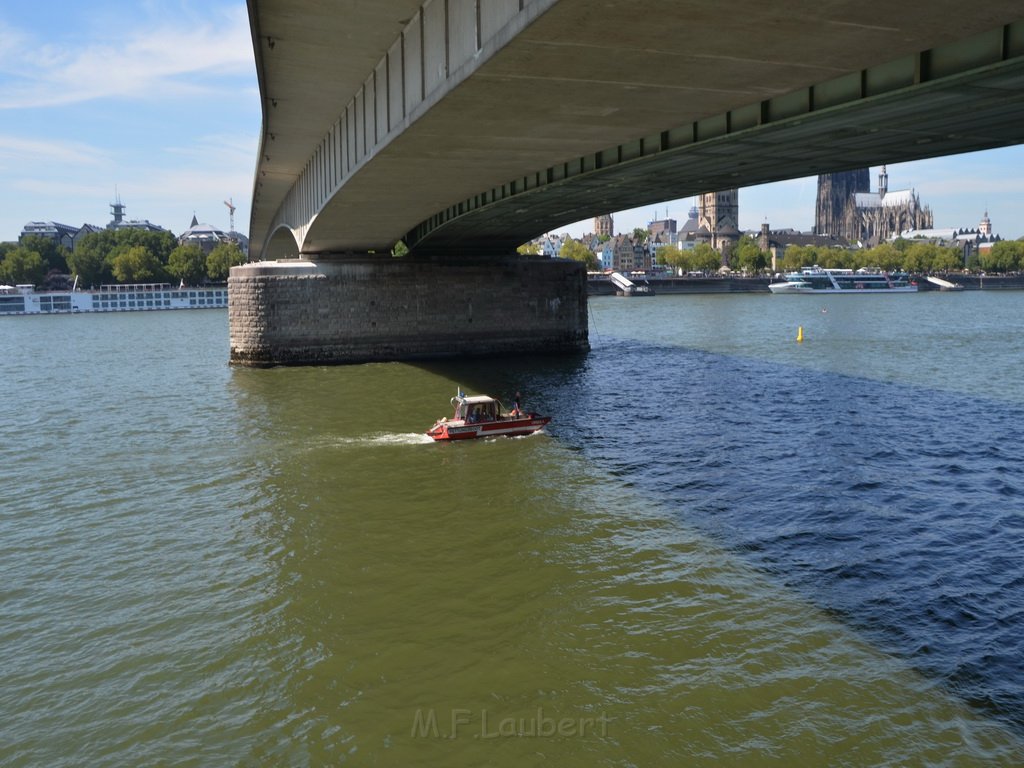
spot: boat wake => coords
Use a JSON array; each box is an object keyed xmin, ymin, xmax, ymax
[{"xmin": 325, "ymin": 432, "xmax": 435, "ymax": 448}]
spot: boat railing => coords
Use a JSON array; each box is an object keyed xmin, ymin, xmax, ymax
[{"xmin": 98, "ymin": 283, "xmax": 174, "ymax": 293}]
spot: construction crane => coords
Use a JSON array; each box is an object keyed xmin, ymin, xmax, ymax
[{"xmin": 224, "ymin": 198, "xmax": 236, "ymax": 233}]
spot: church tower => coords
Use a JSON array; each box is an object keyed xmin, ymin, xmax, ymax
[
  {"xmin": 698, "ymin": 189, "xmax": 739, "ymax": 256},
  {"xmin": 594, "ymin": 214, "xmax": 613, "ymax": 238},
  {"xmin": 815, "ymin": 169, "xmax": 869, "ymax": 236},
  {"xmin": 979, "ymin": 210, "xmax": 992, "ymax": 236},
  {"xmin": 878, "ymin": 165, "xmax": 889, "ymax": 199}
]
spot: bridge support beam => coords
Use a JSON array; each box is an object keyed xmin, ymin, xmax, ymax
[{"xmin": 228, "ymin": 257, "xmax": 589, "ymax": 366}]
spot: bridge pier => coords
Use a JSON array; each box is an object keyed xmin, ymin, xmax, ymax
[{"xmin": 228, "ymin": 257, "xmax": 589, "ymax": 366}]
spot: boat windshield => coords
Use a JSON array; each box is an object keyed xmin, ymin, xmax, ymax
[{"xmin": 454, "ymin": 397, "xmax": 503, "ymax": 422}]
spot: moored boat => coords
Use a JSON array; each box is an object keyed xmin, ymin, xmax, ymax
[
  {"xmin": 0, "ymin": 282, "xmax": 228, "ymax": 315},
  {"xmin": 768, "ymin": 266, "xmax": 916, "ymax": 294},
  {"xmin": 426, "ymin": 392, "xmax": 550, "ymax": 441}
]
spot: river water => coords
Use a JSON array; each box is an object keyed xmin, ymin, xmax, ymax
[{"xmin": 2, "ymin": 292, "xmax": 1023, "ymax": 766}]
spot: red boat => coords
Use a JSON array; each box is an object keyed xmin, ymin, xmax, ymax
[{"xmin": 426, "ymin": 392, "xmax": 550, "ymax": 441}]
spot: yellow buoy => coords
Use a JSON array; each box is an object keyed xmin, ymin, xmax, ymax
[{"xmin": 796, "ymin": 326, "xmax": 804, "ymax": 343}]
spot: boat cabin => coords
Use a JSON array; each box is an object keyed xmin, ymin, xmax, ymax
[{"xmin": 453, "ymin": 395, "xmax": 506, "ymax": 423}]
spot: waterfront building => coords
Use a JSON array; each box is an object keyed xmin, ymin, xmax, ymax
[
  {"xmin": 674, "ymin": 205, "xmax": 701, "ymax": 252},
  {"xmin": 649, "ymin": 230, "xmax": 675, "ymax": 264},
  {"xmin": 20, "ymin": 221, "xmax": 79, "ymax": 251},
  {"xmin": 179, "ymin": 214, "xmax": 235, "ymax": 255},
  {"xmin": 648, "ymin": 217, "xmax": 677, "ymax": 242},
  {"xmin": 533, "ymin": 232, "xmax": 569, "ymax": 258},
  {"xmin": 816, "ymin": 166, "xmax": 933, "ymax": 246},
  {"xmin": 607, "ymin": 234, "xmax": 651, "ymax": 272},
  {"xmin": 757, "ymin": 222, "xmax": 852, "ymax": 271},
  {"xmin": 19, "ymin": 221, "xmax": 104, "ymax": 252},
  {"xmin": 893, "ymin": 211, "xmax": 1002, "ymax": 265},
  {"xmin": 179, "ymin": 213, "xmax": 250, "ymax": 256}
]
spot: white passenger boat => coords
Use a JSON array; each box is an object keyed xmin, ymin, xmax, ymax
[
  {"xmin": 768, "ymin": 266, "xmax": 916, "ymax": 294},
  {"xmin": 0, "ymin": 283, "xmax": 228, "ymax": 314}
]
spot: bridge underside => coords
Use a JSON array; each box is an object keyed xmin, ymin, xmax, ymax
[
  {"xmin": 406, "ymin": 49, "xmax": 1024, "ymax": 257},
  {"xmin": 247, "ymin": 1, "xmax": 1024, "ymax": 260},
  {"xmin": 239, "ymin": 1, "xmax": 1024, "ymax": 365}
]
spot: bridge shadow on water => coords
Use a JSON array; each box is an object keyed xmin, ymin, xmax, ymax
[{"xmin": 421, "ymin": 338, "xmax": 1024, "ymax": 733}]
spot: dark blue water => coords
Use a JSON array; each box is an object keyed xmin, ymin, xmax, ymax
[{"xmin": 504, "ymin": 336, "xmax": 1024, "ymax": 731}]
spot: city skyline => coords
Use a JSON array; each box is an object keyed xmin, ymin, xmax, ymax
[{"xmin": 2, "ymin": 0, "xmax": 1022, "ymax": 247}]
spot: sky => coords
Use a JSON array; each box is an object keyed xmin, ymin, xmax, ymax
[{"xmin": 1, "ymin": 0, "xmax": 1022, "ymax": 246}]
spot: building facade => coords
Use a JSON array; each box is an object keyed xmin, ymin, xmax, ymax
[
  {"xmin": 815, "ymin": 167, "xmax": 933, "ymax": 246},
  {"xmin": 107, "ymin": 199, "xmax": 167, "ymax": 233},
  {"xmin": 757, "ymin": 222, "xmax": 852, "ymax": 271}
]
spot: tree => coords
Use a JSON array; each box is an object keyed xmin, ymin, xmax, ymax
[
  {"xmin": 655, "ymin": 244, "xmax": 686, "ymax": 272},
  {"xmin": 391, "ymin": 240, "xmax": 409, "ymax": 257},
  {"xmin": 631, "ymin": 227, "xmax": 649, "ymax": 246},
  {"xmin": 815, "ymin": 246, "xmax": 849, "ymax": 269},
  {"xmin": 111, "ymin": 245, "xmax": 164, "ymax": 283},
  {"xmin": 66, "ymin": 234, "xmax": 112, "ymax": 286},
  {"xmin": 516, "ymin": 241, "xmax": 540, "ymax": 255},
  {"xmin": 778, "ymin": 244, "xmax": 814, "ymax": 272},
  {"xmin": 862, "ymin": 242, "xmax": 902, "ymax": 272},
  {"xmin": 931, "ymin": 247, "xmax": 963, "ymax": 273},
  {"xmin": 19, "ymin": 234, "xmax": 70, "ymax": 274},
  {"xmin": 733, "ymin": 235, "xmax": 767, "ymax": 273},
  {"xmin": 206, "ymin": 242, "xmax": 246, "ymax": 281},
  {"xmin": 117, "ymin": 228, "xmax": 177, "ymax": 266},
  {"xmin": 690, "ymin": 243, "xmax": 722, "ymax": 272},
  {"xmin": 902, "ymin": 242, "xmax": 938, "ymax": 273},
  {"xmin": 982, "ymin": 240, "xmax": 1024, "ymax": 273},
  {"xmin": 167, "ymin": 244, "xmax": 207, "ymax": 285},
  {"xmin": 558, "ymin": 239, "xmax": 598, "ymax": 271},
  {"xmin": 0, "ymin": 246, "xmax": 46, "ymax": 285}
]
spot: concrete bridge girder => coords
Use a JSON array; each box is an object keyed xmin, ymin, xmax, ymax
[{"xmin": 248, "ymin": 0, "xmax": 556, "ymax": 260}]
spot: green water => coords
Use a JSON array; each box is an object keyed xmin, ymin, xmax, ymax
[{"xmin": 1, "ymin": 304, "xmax": 1022, "ymax": 766}]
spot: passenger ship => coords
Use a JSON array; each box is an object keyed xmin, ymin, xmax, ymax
[
  {"xmin": 0, "ymin": 283, "xmax": 228, "ymax": 315},
  {"xmin": 768, "ymin": 266, "xmax": 917, "ymax": 294}
]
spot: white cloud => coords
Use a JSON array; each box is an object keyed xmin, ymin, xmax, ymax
[
  {"xmin": 164, "ymin": 132, "xmax": 258, "ymax": 166},
  {"xmin": 0, "ymin": 5, "xmax": 253, "ymax": 109},
  {"xmin": 0, "ymin": 134, "xmax": 108, "ymax": 166}
]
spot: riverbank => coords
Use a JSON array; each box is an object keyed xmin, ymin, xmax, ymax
[{"xmin": 587, "ymin": 273, "xmax": 1024, "ymax": 295}]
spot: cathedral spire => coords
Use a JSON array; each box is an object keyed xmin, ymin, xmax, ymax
[{"xmin": 878, "ymin": 165, "xmax": 888, "ymax": 199}]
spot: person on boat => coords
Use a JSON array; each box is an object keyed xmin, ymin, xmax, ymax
[{"xmin": 511, "ymin": 392, "xmax": 522, "ymax": 417}]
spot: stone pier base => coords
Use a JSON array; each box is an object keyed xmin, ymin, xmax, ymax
[{"xmin": 228, "ymin": 257, "xmax": 589, "ymax": 366}]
